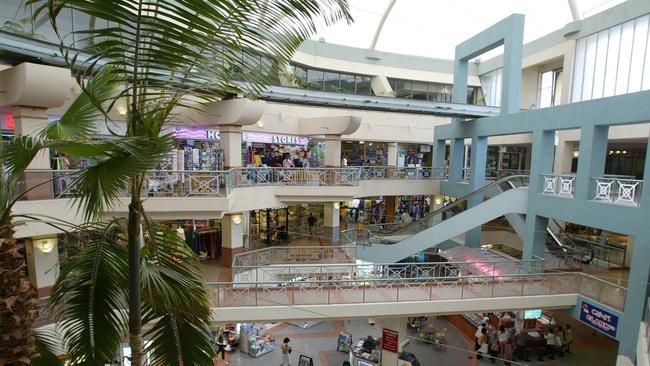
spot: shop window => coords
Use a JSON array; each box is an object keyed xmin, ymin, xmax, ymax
[
  {"xmin": 355, "ymin": 75, "xmax": 371, "ymax": 95},
  {"xmin": 340, "ymin": 73, "xmax": 356, "ymax": 94},
  {"xmin": 323, "ymin": 71, "xmax": 341, "ymax": 92},
  {"xmin": 306, "ymin": 69, "xmax": 324, "ymax": 91},
  {"xmin": 392, "ymin": 79, "xmax": 412, "ymax": 99}
]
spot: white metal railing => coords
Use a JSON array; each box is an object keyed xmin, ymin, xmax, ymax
[
  {"xmin": 591, "ymin": 177, "xmax": 643, "ymax": 206},
  {"xmin": 208, "ymin": 272, "xmax": 627, "ymax": 312},
  {"xmin": 231, "ymin": 245, "xmax": 356, "ymax": 268},
  {"xmin": 540, "ymin": 174, "xmax": 576, "ymax": 198},
  {"xmin": 231, "ymin": 258, "xmax": 547, "ymax": 284},
  {"xmin": 358, "ymin": 166, "xmax": 447, "ymax": 180}
]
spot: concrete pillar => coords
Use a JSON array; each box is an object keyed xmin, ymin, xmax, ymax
[
  {"xmin": 641, "ymin": 134, "xmax": 650, "ymax": 208},
  {"xmin": 522, "ymin": 130, "xmax": 556, "ymax": 261},
  {"xmin": 220, "ymin": 125, "xmax": 243, "ymax": 169},
  {"xmin": 25, "ymin": 237, "xmax": 59, "ymax": 297},
  {"xmin": 465, "ymin": 136, "xmax": 488, "ymax": 247},
  {"xmin": 385, "ymin": 196, "xmax": 397, "ymax": 223},
  {"xmin": 222, "ymin": 213, "xmax": 245, "ymax": 266},
  {"xmin": 449, "ymin": 138, "xmax": 465, "ymax": 182},
  {"xmin": 616, "ymin": 233, "xmax": 650, "ymax": 362},
  {"xmin": 575, "ymin": 125, "xmax": 609, "ymax": 201},
  {"xmin": 380, "ymin": 318, "xmax": 408, "ymax": 366},
  {"xmin": 433, "ymin": 139, "xmax": 446, "ymax": 168},
  {"xmin": 324, "ymin": 135, "xmax": 342, "ymax": 167},
  {"xmin": 13, "ymin": 107, "xmax": 53, "ymax": 200},
  {"xmin": 323, "ymin": 203, "xmax": 340, "ymax": 228},
  {"xmin": 387, "ymin": 142, "xmax": 398, "ymax": 166}
]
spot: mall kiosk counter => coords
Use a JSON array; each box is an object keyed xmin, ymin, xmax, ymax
[
  {"xmin": 351, "ymin": 336, "xmax": 381, "ymax": 366},
  {"xmin": 240, "ymin": 323, "xmax": 276, "ymax": 357}
]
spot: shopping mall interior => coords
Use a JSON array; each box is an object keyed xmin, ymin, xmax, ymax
[{"xmin": 2, "ymin": 0, "xmax": 650, "ymax": 365}]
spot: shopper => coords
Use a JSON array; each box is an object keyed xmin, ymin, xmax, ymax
[
  {"xmin": 554, "ymin": 326, "xmax": 565, "ymax": 357},
  {"xmin": 281, "ymin": 337, "xmax": 292, "ymax": 366},
  {"xmin": 283, "ymin": 155, "xmax": 294, "ymax": 168},
  {"xmin": 563, "ymin": 324, "xmax": 573, "ymax": 353},
  {"xmin": 474, "ymin": 322, "xmax": 486, "ymax": 350},
  {"xmin": 544, "ymin": 329, "xmax": 556, "ymax": 360},
  {"xmin": 215, "ymin": 332, "xmax": 228, "ymax": 362},
  {"xmin": 307, "ymin": 213, "xmax": 316, "ymax": 234},
  {"xmin": 476, "ymin": 327, "xmax": 488, "ymax": 360},
  {"xmin": 503, "ymin": 338, "xmax": 515, "ymax": 366},
  {"xmin": 362, "ymin": 335, "xmax": 376, "ymax": 352},
  {"xmin": 498, "ymin": 325, "xmax": 508, "ymax": 358},
  {"xmin": 341, "ymin": 155, "xmax": 348, "ymax": 167}
]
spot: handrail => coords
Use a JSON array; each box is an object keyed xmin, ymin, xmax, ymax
[
  {"xmin": 369, "ymin": 174, "xmax": 530, "ymax": 237},
  {"xmin": 231, "ymin": 245, "xmax": 356, "ymax": 267}
]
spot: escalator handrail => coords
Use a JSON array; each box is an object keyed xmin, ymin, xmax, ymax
[{"xmin": 376, "ymin": 174, "xmax": 530, "ymax": 237}]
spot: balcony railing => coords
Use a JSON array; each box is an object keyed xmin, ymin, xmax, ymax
[
  {"xmin": 540, "ymin": 174, "xmax": 576, "ymax": 198},
  {"xmin": 231, "ymin": 258, "xmax": 547, "ymax": 284},
  {"xmin": 208, "ymin": 272, "xmax": 627, "ymax": 312},
  {"xmin": 231, "ymin": 245, "xmax": 356, "ymax": 268},
  {"xmin": 591, "ymin": 176, "xmax": 643, "ymax": 206}
]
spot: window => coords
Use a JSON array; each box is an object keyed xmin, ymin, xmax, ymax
[
  {"xmin": 392, "ymin": 79, "xmax": 412, "ymax": 98},
  {"xmin": 355, "ymin": 76, "xmax": 372, "ymax": 95},
  {"xmin": 340, "ymin": 73, "xmax": 355, "ymax": 93},
  {"xmin": 480, "ymin": 68, "xmax": 503, "ymax": 107},
  {"xmin": 323, "ymin": 72, "xmax": 341, "ymax": 92},
  {"xmin": 572, "ymin": 13, "xmax": 650, "ymax": 102},
  {"xmin": 306, "ymin": 69, "xmax": 324, "ymax": 91},
  {"xmin": 411, "ymin": 81, "xmax": 428, "ymax": 100},
  {"xmin": 538, "ymin": 69, "xmax": 562, "ymax": 108}
]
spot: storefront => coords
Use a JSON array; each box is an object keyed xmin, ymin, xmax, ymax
[
  {"xmin": 397, "ymin": 143, "xmax": 432, "ymax": 167},
  {"xmin": 342, "ymin": 141, "xmax": 389, "ymax": 166},
  {"xmin": 160, "ymin": 219, "xmax": 222, "ymax": 259},
  {"xmin": 242, "ymin": 132, "xmax": 324, "ymax": 167},
  {"xmin": 249, "ymin": 204, "xmax": 324, "ymax": 244},
  {"xmin": 163, "ymin": 126, "xmax": 225, "ymax": 171},
  {"xmin": 486, "ymin": 145, "xmax": 530, "ymax": 172}
]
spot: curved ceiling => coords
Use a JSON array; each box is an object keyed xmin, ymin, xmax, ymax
[{"xmin": 312, "ymin": 0, "xmax": 628, "ymax": 60}]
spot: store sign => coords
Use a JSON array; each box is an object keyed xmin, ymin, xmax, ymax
[
  {"xmin": 243, "ymin": 131, "xmax": 309, "ymax": 145},
  {"xmin": 382, "ymin": 328, "xmax": 399, "ymax": 353},
  {"xmin": 171, "ymin": 127, "xmax": 220, "ymax": 140},
  {"xmin": 580, "ymin": 301, "xmax": 619, "ymax": 337}
]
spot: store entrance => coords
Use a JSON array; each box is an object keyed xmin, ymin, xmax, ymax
[{"xmin": 249, "ymin": 204, "xmax": 325, "ymax": 245}]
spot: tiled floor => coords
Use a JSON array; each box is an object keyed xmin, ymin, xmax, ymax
[{"xmin": 213, "ymin": 311, "xmax": 618, "ymax": 366}]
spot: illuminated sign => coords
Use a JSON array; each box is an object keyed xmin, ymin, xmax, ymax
[
  {"xmin": 171, "ymin": 127, "xmax": 220, "ymax": 140},
  {"xmin": 242, "ymin": 132, "xmax": 309, "ymax": 145},
  {"xmin": 580, "ymin": 301, "xmax": 618, "ymax": 337}
]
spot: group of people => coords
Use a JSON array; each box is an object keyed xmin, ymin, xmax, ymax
[
  {"xmin": 251, "ymin": 149, "xmax": 313, "ymax": 168},
  {"xmin": 475, "ymin": 322, "xmax": 574, "ymax": 364}
]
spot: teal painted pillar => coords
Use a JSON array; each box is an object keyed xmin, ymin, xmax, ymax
[
  {"xmin": 522, "ymin": 130, "xmax": 555, "ymax": 260},
  {"xmin": 617, "ymin": 233, "xmax": 650, "ymax": 360},
  {"xmin": 575, "ymin": 125, "xmax": 609, "ymax": 201},
  {"xmin": 522, "ymin": 215, "xmax": 548, "ymax": 260},
  {"xmin": 449, "ymin": 138, "xmax": 465, "ymax": 182},
  {"xmin": 465, "ymin": 136, "xmax": 488, "ymax": 247},
  {"xmin": 641, "ymin": 135, "xmax": 650, "ymax": 208},
  {"xmin": 500, "ymin": 15, "xmax": 524, "ymax": 115},
  {"xmin": 433, "ymin": 139, "xmax": 446, "ymax": 168}
]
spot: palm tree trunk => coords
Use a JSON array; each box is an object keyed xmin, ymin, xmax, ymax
[
  {"xmin": 127, "ymin": 198, "xmax": 143, "ymax": 366},
  {"xmin": 0, "ymin": 221, "xmax": 38, "ymax": 364}
]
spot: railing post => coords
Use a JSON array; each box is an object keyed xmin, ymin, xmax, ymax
[
  {"xmin": 255, "ymin": 283, "xmax": 259, "ymax": 306},
  {"xmin": 491, "ymin": 276, "xmax": 496, "ymax": 297}
]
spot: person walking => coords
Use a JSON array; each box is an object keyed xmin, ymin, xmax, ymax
[
  {"xmin": 215, "ymin": 332, "xmax": 228, "ymax": 364},
  {"xmin": 281, "ymin": 337, "xmax": 292, "ymax": 366},
  {"xmin": 498, "ymin": 325, "xmax": 508, "ymax": 358},
  {"xmin": 544, "ymin": 329, "xmax": 556, "ymax": 360},
  {"xmin": 563, "ymin": 324, "xmax": 574, "ymax": 353},
  {"xmin": 307, "ymin": 213, "xmax": 316, "ymax": 234}
]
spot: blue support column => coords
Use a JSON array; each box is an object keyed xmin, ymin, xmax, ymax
[
  {"xmin": 500, "ymin": 15, "xmax": 524, "ymax": 115},
  {"xmin": 449, "ymin": 138, "xmax": 465, "ymax": 182},
  {"xmin": 575, "ymin": 125, "xmax": 609, "ymax": 201},
  {"xmin": 523, "ymin": 130, "xmax": 555, "ymax": 260},
  {"xmin": 617, "ymin": 233, "xmax": 650, "ymax": 361},
  {"xmin": 465, "ymin": 136, "xmax": 487, "ymax": 247},
  {"xmin": 433, "ymin": 139, "xmax": 447, "ymax": 169},
  {"xmin": 641, "ymin": 135, "xmax": 650, "ymax": 208}
]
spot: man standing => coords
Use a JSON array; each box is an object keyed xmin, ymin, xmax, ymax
[{"xmin": 307, "ymin": 213, "xmax": 317, "ymax": 234}]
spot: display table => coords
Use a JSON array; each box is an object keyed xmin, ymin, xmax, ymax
[
  {"xmin": 240, "ymin": 323, "xmax": 276, "ymax": 357},
  {"xmin": 351, "ymin": 337, "xmax": 381, "ymax": 366}
]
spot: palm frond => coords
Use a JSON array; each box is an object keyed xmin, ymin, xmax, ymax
[
  {"xmin": 141, "ymin": 223, "xmax": 214, "ymax": 366},
  {"xmin": 39, "ymin": 65, "xmax": 122, "ymax": 140},
  {"xmin": 48, "ymin": 221, "xmax": 129, "ymax": 365},
  {"xmin": 32, "ymin": 329, "xmax": 64, "ymax": 366}
]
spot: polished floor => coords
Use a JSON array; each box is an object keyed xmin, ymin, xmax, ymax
[{"xmin": 213, "ymin": 311, "xmax": 618, "ymax": 366}]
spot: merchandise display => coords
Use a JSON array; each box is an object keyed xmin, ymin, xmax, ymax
[
  {"xmin": 240, "ymin": 323, "xmax": 276, "ymax": 357},
  {"xmin": 160, "ymin": 140, "xmax": 224, "ymax": 171}
]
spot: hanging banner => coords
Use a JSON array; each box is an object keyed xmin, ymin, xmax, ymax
[
  {"xmin": 579, "ymin": 301, "xmax": 619, "ymax": 338},
  {"xmin": 382, "ymin": 328, "xmax": 399, "ymax": 353}
]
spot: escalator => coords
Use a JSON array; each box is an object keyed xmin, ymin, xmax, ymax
[{"xmin": 346, "ymin": 175, "xmax": 531, "ymax": 263}]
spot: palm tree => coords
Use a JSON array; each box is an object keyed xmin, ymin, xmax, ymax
[{"xmin": 6, "ymin": 0, "xmax": 352, "ymax": 364}]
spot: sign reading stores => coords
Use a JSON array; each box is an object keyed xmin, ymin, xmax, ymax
[{"xmin": 579, "ymin": 301, "xmax": 619, "ymax": 338}]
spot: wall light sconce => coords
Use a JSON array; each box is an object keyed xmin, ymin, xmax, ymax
[
  {"xmin": 232, "ymin": 214, "xmax": 242, "ymax": 225},
  {"xmin": 572, "ymin": 150, "xmax": 579, "ymax": 158},
  {"xmin": 334, "ymin": 202, "xmax": 340, "ymax": 210},
  {"xmin": 434, "ymin": 196, "xmax": 443, "ymax": 205},
  {"xmin": 34, "ymin": 238, "xmax": 55, "ymax": 254},
  {"xmin": 256, "ymin": 120, "xmax": 264, "ymax": 128},
  {"xmin": 359, "ymin": 141, "xmax": 364, "ymax": 144}
]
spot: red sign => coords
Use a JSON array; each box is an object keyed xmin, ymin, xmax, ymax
[{"xmin": 382, "ymin": 328, "xmax": 399, "ymax": 353}]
